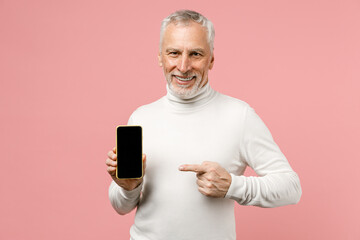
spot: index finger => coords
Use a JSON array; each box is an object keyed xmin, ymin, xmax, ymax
[
  {"xmin": 179, "ymin": 164, "xmax": 206, "ymax": 173},
  {"xmin": 113, "ymin": 147, "xmax": 116, "ymax": 153}
]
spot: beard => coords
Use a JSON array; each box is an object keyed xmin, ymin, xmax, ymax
[{"xmin": 165, "ymin": 73, "xmax": 204, "ymax": 99}]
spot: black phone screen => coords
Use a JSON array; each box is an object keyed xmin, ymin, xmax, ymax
[{"xmin": 116, "ymin": 126, "xmax": 143, "ymax": 179}]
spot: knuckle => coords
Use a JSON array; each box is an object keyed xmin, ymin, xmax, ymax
[
  {"xmin": 199, "ymin": 186, "xmax": 212, "ymax": 197},
  {"xmin": 206, "ymin": 176, "xmax": 214, "ymax": 182},
  {"xmin": 106, "ymin": 158, "xmax": 112, "ymax": 165},
  {"xmin": 106, "ymin": 158, "xmax": 116, "ymax": 167},
  {"xmin": 203, "ymin": 189, "xmax": 211, "ymax": 196},
  {"xmin": 208, "ymin": 167, "xmax": 216, "ymax": 172}
]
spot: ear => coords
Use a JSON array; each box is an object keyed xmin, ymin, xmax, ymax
[
  {"xmin": 158, "ymin": 52, "xmax": 163, "ymax": 67},
  {"xmin": 209, "ymin": 52, "xmax": 214, "ymax": 70}
]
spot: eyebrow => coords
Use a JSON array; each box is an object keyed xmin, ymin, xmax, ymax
[
  {"xmin": 165, "ymin": 48, "xmax": 180, "ymax": 53},
  {"xmin": 190, "ymin": 48, "xmax": 205, "ymax": 54},
  {"xmin": 165, "ymin": 48, "xmax": 206, "ymax": 54}
]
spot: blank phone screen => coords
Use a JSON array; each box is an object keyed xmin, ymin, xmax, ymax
[{"xmin": 116, "ymin": 126, "xmax": 142, "ymax": 179}]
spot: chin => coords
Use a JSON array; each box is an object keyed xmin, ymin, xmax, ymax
[{"xmin": 170, "ymin": 81, "xmax": 200, "ymax": 98}]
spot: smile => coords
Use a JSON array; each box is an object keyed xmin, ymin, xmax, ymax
[{"xmin": 174, "ymin": 75, "xmax": 195, "ymax": 81}]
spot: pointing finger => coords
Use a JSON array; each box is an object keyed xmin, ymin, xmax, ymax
[{"xmin": 179, "ymin": 164, "xmax": 206, "ymax": 173}]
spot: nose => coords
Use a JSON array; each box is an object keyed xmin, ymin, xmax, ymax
[{"xmin": 177, "ymin": 54, "xmax": 192, "ymax": 73}]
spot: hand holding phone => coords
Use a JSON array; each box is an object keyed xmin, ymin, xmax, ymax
[
  {"xmin": 105, "ymin": 125, "xmax": 145, "ymax": 191},
  {"xmin": 106, "ymin": 148, "xmax": 146, "ymax": 191}
]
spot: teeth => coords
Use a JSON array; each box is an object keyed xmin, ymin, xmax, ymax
[{"xmin": 175, "ymin": 76, "xmax": 194, "ymax": 81}]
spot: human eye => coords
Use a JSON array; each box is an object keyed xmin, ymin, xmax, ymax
[
  {"xmin": 191, "ymin": 52, "xmax": 202, "ymax": 57},
  {"xmin": 168, "ymin": 51, "xmax": 179, "ymax": 56}
]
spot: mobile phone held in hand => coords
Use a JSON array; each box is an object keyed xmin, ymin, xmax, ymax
[{"xmin": 116, "ymin": 125, "xmax": 143, "ymax": 179}]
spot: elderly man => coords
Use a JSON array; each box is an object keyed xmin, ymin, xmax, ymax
[{"xmin": 106, "ymin": 10, "xmax": 302, "ymax": 240}]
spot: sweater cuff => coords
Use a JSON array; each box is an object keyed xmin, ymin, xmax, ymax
[
  {"xmin": 224, "ymin": 173, "xmax": 245, "ymax": 199},
  {"xmin": 117, "ymin": 181, "xmax": 143, "ymax": 200}
]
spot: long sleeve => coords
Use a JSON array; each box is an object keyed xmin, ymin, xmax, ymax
[
  {"xmin": 108, "ymin": 181, "xmax": 143, "ymax": 215},
  {"xmin": 225, "ymin": 106, "xmax": 302, "ymax": 207},
  {"xmin": 108, "ymin": 112, "xmax": 143, "ymax": 215}
]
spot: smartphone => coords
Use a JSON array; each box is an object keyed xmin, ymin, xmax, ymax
[{"xmin": 116, "ymin": 125, "xmax": 143, "ymax": 179}]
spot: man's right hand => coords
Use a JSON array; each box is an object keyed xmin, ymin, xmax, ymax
[{"xmin": 106, "ymin": 147, "xmax": 146, "ymax": 191}]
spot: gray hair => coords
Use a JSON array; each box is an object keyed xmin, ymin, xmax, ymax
[{"xmin": 159, "ymin": 10, "xmax": 215, "ymax": 54}]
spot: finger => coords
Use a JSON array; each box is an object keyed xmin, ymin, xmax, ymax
[
  {"xmin": 105, "ymin": 158, "xmax": 117, "ymax": 167},
  {"xmin": 196, "ymin": 172, "xmax": 205, "ymax": 178},
  {"xmin": 143, "ymin": 154, "xmax": 147, "ymax": 167},
  {"xmin": 107, "ymin": 150, "xmax": 117, "ymax": 160},
  {"xmin": 201, "ymin": 172, "xmax": 216, "ymax": 182},
  {"xmin": 198, "ymin": 186, "xmax": 211, "ymax": 197},
  {"xmin": 196, "ymin": 178, "xmax": 205, "ymax": 188},
  {"xmin": 142, "ymin": 154, "xmax": 147, "ymax": 175},
  {"xmin": 197, "ymin": 178, "xmax": 212, "ymax": 188},
  {"xmin": 107, "ymin": 166, "xmax": 116, "ymax": 176},
  {"xmin": 178, "ymin": 164, "xmax": 205, "ymax": 173},
  {"xmin": 113, "ymin": 147, "xmax": 116, "ymax": 153}
]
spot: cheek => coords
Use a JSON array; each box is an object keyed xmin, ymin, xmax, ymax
[
  {"xmin": 164, "ymin": 60, "xmax": 177, "ymax": 72},
  {"xmin": 196, "ymin": 65, "xmax": 210, "ymax": 76},
  {"xmin": 193, "ymin": 60, "xmax": 211, "ymax": 73}
]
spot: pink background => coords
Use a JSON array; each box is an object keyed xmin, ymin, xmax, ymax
[{"xmin": 1, "ymin": 0, "xmax": 359, "ymax": 239}]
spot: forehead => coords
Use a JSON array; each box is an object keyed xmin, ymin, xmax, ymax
[{"xmin": 162, "ymin": 21, "xmax": 209, "ymax": 50}]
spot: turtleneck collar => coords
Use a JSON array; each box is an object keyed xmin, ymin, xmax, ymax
[{"xmin": 165, "ymin": 82, "xmax": 217, "ymax": 112}]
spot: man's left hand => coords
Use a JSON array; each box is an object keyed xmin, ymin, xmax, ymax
[{"xmin": 179, "ymin": 161, "xmax": 232, "ymax": 198}]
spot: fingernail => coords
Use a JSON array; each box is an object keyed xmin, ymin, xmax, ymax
[{"xmin": 178, "ymin": 166, "xmax": 184, "ymax": 171}]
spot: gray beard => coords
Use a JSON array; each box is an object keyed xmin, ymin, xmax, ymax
[{"xmin": 167, "ymin": 77, "xmax": 202, "ymax": 99}]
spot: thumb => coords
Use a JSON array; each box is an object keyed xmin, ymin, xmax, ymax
[{"xmin": 142, "ymin": 154, "xmax": 147, "ymax": 175}]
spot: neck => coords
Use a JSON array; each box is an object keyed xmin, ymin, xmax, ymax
[{"xmin": 165, "ymin": 82, "xmax": 217, "ymax": 112}]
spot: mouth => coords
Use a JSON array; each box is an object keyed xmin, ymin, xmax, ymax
[{"xmin": 173, "ymin": 75, "xmax": 196, "ymax": 85}]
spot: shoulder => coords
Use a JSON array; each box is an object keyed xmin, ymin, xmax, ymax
[
  {"xmin": 214, "ymin": 91, "xmax": 251, "ymax": 114},
  {"xmin": 130, "ymin": 96, "xmax": 166, "ymax": 119}
]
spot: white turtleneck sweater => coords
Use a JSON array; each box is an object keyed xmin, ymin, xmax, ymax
[{"xmin": 109, "ymin": 83, "xmax": 302, "ymax": 240}]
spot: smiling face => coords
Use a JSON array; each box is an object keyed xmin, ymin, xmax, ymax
[{"xmin": 158, "ymin": 21, "xmax": 214, "ymax": 98}]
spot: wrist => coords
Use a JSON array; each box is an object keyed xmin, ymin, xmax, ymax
[{"xmin": 113, "ymin": 177, "xmax": 143, "ymax": 191}]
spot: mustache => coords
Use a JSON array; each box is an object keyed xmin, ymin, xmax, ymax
[{"xmin": 172, "ymin": 73, "xmax": 197, "ymax": 78}]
